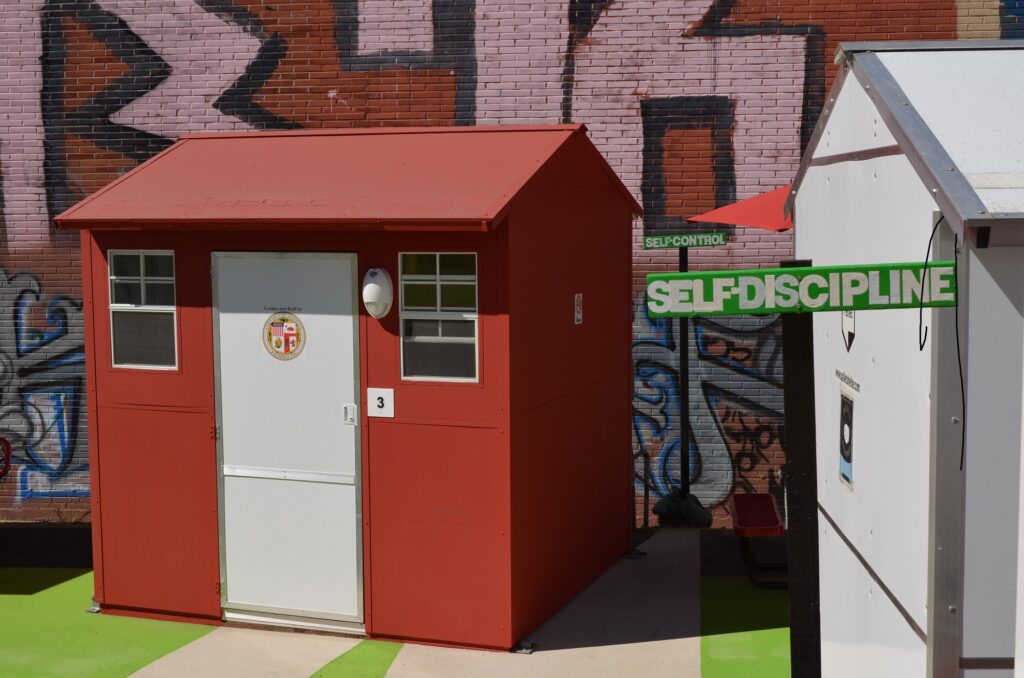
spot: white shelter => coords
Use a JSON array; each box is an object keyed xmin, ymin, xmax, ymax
[{"xmin": 792, "ymin": 41, "xmax": 1024, "ymax": 677}]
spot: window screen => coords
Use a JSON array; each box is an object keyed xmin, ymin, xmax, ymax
[
  {"xmin": 399, "ymin": 253, "xmax": 477, "ymax": 380},
  {"xmin": 108, "ymin": 251, "xmax": 177, "ymax": 368}
]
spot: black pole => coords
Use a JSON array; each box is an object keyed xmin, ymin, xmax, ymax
[
  {"xmin": 781, "ymin": 258, "xmax": 821, "ymax": 678},
  {"xmin": 679, "ymin": 247, "xmax": 690, "ymax": 495}
]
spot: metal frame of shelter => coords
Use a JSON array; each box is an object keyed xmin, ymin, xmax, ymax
[{"xmin": 789, "ymin": 40, "xmax": 1024, "ymax": 677}]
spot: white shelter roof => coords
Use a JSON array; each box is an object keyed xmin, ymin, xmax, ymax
[
  {"xmin": 791, "ymin": 40, "xmax": 1024, "ymax": 234},
  {"xmin": 878, "ymin": 49, "xmax": 1024, "ymax": 214}
]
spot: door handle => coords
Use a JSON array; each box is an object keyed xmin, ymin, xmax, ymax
[{"xmin": 342, "ymin": 404, "xmax": 358, "ymax": 425}]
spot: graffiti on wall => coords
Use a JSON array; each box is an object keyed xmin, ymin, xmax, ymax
[
  {"xmin": 335, "ymin": 0, "xmax": 478, "ymax": 123},
  {"xmin": 0, "ymin": 0, "xmax": 967, "ymax": 521},
  {"xmin": 568, "ymin": 0, "xmax": 808, "ymax": 523},
  {"xmin": 40, "ymin": 0, "xmax": 281, "ymax": 223},
  {"xmin": 0, "ymin": 0, "xmax": 51, "ymax": 248},
  {"xmin": 566, "ymin": 0, "xmax": 814, "ymax": 214},
  {"xmin": 0, "ymin": 269, "xmax": 87, "ymax": 500},
  {"xmin": 0, "ymin": 0, "xmax": 479, "ymax": 514},
  {"xmin": 695, "ymin": 315, "xmax": 785, "ymax": 512},
  {"xmin": 633, "ymin": 302, "xmax": 785, "ymax": 524},
  {"xmin": 632, "ymin": 304, "xmax": 688, "ymax": 502}
]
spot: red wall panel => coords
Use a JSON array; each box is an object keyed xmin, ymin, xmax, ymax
[
  {"xmin": 506, "ymin": 137, "xmax": 634, "ymax": 639},
  {"xmin": 95, "ymin": 407, "xmax": 220, "ymax": 619},
  {"xmin": 366, "ymin": 422, "xmax": 511, "ymax": 649},
  {"xmin": 86, "ymin": 232, "xmax": 221, "ymax": 619},
  {"xmin": 358, "ymin": 230, "xmax": 512, "ymax": 647},
  {"xmin": 509, "ymin": 383, "xmax": 632, "ymax": 640}
]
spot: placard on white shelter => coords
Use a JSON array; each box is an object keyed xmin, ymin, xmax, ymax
[{"xmin": 792, "ymin": 40, "xmax": 1024, "ymax": 678}]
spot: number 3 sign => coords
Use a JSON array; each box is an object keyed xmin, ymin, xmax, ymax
[{"xmin": 367, "ymin": 388, "xmax": 395, "ymax": 418}]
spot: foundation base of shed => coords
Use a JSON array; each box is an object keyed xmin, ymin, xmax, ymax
[
  {"xmin": 100, "ymin": 604, "xmax": 222, "ymax": 626},
  {"xmin": 224, "ymin": 609, "xmax": 366, "ymax": 636}
]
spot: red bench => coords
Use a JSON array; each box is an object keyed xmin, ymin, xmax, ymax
[{"xmin": 729, "ymin": 492, "xmax": 787, "ymax": 588}]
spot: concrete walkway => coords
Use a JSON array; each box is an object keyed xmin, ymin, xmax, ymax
[
  {"xmin": 127, "ymin": 528, "xmax": 701, "ymax": 677},
  {"xmin": 130, "ymin": 626, "xmax": 361, "ymax": 677},
  {"xmin": 388, "ymin": 528, "xmax": 701, "ymax": 678}
]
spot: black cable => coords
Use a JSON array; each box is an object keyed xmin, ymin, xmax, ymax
[
  {"xmin": 918, "ymin": 215, "xmax": 944, "ymax": 350},
  {"xmin": 954, "ymin": 234, "xmax": 966, "ymax": 471},
  {"xmin": 920, "ymin": 216, "xmax": 965, "ymax": 469}
]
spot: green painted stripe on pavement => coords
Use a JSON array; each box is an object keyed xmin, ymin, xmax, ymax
[
  {"xmin": 311, "ymin": 639, "xmax": 403, "ymax": 678},
  {"xmin": 700, "ymin": 576, "xmax": 790, "ymax": 678},
  {"xmin": 0, "ymin": 569, "xmax": 213, "ymax": 678}
]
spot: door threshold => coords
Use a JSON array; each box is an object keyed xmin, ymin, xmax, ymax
[{"xmin": 224, "ymin": 609, "xmax": 366, "ymax": 637}]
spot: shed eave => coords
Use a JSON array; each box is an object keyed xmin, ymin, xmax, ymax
[
  {"xmin": 785, "ymin": 56, "xmax": 853, "ymax": 219},
  {"xmin": 963, "ymin": 214, "xmax": 1024, "ymax": 228},
  {"xmin": 836, "ymin": 39, "xmax": 1024, "ymax": 62},
  {"xmin": 484, "ymin": 125, "xmax": 644, "ymax": 225},
  {"xmin": 790, "ymin": 48, "xmax": 1000, "ymax": 238},
  {"xmin": 179, "ymin": 124, "xmax": 586, "ymax": 141},
  {"xmin": 571, "ymin": 127, "xmax": 644, "ymax": 217},
  {"xmin": 54, "ymin": 217, "xmax": 494, "ymax": 232},
  {"xmin": 847, "ymin": 51, "xmax": 986, "ymax": 236},
  {"xmin": 53, "ymin": 139, "xmax": 194, "ymax": 224},
  {"xmin": 961, "ymin": 214, "xmax": 1024, "ymax": 247},
  {"xmin": 56, "ymin": 125, "xmax": 617, "ymax": 232}
]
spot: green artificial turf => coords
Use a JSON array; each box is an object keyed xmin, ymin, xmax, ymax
[
  {"xmin": 311, "ymin": 639, "xmax": 403, "ymax": 678},
  {"xmin": 0, "ymin": 569, "xmax": 213, "ymax": 678},
  {"xmin": 701, "ymin": 576, "xmax": 791, "ymax": 678}
]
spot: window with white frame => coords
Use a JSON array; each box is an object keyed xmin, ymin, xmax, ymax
[
  {"xmin": 108, "ymin": 250, "xmax": 177, "ymax": 368},
  {"xmin": 399, "ymin": 253, "xmax": 477, "ymax": 380}
]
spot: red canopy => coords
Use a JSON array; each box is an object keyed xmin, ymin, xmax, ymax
[{"xmin": 686, "ymin": 184, "xmax": 793, "ymax": 232}]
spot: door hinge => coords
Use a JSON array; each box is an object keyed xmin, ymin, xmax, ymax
[{"xmin": 211, "ymin": 425, "xmax": 221, "ymax": 440}]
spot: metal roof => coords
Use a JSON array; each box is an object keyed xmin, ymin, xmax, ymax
[
  {"xmin": 791, "ymin": 40, "xmax": 1024, "ymax": 234},
  {"xmin": 56, "ymin": 125, "xmax": 641, "ymax": 231},
  {"xmin": 836, "ymin": 39, "xmax": 1024, "ymax": 58}
]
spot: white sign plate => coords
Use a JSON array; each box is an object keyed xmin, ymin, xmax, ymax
[{"xmin": 367, "ymin": 388, "xmax": 395, "ymax": 418}]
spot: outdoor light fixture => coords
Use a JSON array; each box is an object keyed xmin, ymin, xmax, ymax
[{"xmin": 362, "ymin": 267, "xmax": 393, "ymax": 319}]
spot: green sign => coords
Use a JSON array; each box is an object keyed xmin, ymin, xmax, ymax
[
  {"xmin": 643, "ymin": 232, "xmax": 729, "ymax": 249},
  {"xmin": 647, "ymin": 261, "xmax": 956, "ymax": 317}
]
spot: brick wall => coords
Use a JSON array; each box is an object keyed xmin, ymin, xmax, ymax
[{"xmin": 0, "ymin": 1, "xmax": 989, "ymax": 526}]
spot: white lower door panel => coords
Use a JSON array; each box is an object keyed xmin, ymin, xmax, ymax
[{"xmin": 223, "ymin": 476, "xmax": 360, "ymax": 620}]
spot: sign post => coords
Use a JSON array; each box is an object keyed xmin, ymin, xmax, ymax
[
  {"xmin": 679, "ymin": 247, "xmax": 689, "ymax": 499},
  {"xmin": 780, "ymin": 259, "xmax": 821, "ymax": 678},
  {"xmin": 642, "ymin": 231, "xmax": 732, "ymax": 519},
  {"xmin": 643, "ymin": 232, "xmax": 729, "ymax": 501},
  {"xmin": 646, "ymin": 257, "xmax": 956, "ymax": 675}
]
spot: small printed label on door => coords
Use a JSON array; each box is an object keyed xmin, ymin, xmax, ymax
[
  {"xmin": 263, "ymin": 312, "xmax": 306, "ymax": 360},
  {"xmin": 367, "ymin": 388, "xmax": 394, "ymax": 418},
  {"xmin": 839, "ymin": 389, "xmax": 854, "ymax": 489}
]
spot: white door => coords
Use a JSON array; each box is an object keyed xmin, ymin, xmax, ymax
[{"xmin": 212, "ymin": 252, "xmax": 362, "ymax": 628}]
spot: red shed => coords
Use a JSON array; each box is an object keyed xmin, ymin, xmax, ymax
[{"xmin": 55, "ymin": 125, "xmax": 640, "ymax": 651}]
